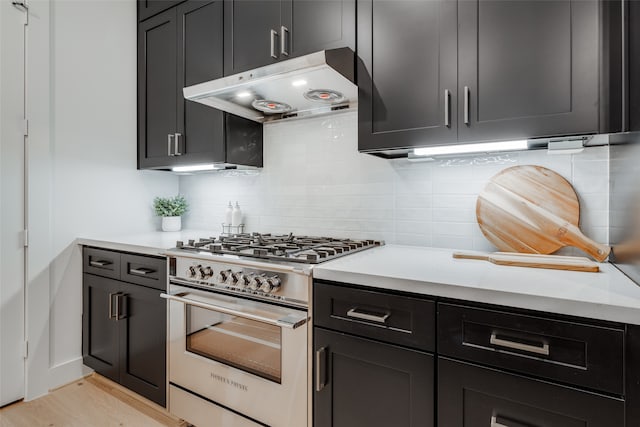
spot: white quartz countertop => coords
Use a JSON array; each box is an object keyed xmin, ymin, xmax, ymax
[
  {"xmin": 76, "ymin": 229, "xmax": 214, "ymax": 257},
  {"xmin": 76, "ymin": 234, "xmax": 640, "ymax": 325},
  {"xmin": 313, "ymin": 245, "xmax": 640, "ymax": 325}
]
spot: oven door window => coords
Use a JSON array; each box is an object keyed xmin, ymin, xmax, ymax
[{"xmin": 186, "ymin": 305, "xmax": 282, "ymax": 383}]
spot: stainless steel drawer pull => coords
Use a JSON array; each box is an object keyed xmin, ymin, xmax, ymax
[
  {"xmin": 347, "ymin": 308, "xmax": 390, "ymax": 324},
  {"xmin": 316, "ymin": 347, "xmax": 327, "ymax": 392},
  {"xmin": 444, "ymin": 89, "xmax": 451, "ymax": 127},
  {"xmin": 115, "ymin": 293, "xmax": 126, "ymax": 321},
  {"xmin": 108, "ymin": 292, "xmax": 117, "ymax": 320},
  {"xmin": 490, "ymin": 332, "xmax": 550, "ymax": 356},
  {"xmin": 90, "ymin": 260, "xmax": 111, "ymax": 267},
  {"xmin": 270, "ymin": 29, "xmax": 278, "ymax": 59},
  {"xmin": 491, "ymin": 416, "xmax": 508, "ymax": 427},
  {"xmin": 491, "ymin": 414, "xmax": 534, "ymax": 427},
  {"xmin": 130, "ymin": 268, "xmax": 154, "ymax": 276}
]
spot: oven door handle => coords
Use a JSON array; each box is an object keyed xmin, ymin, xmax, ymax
[{"xmin": 160, "ymin": 292, "xmax": 308, "ymax": 329}]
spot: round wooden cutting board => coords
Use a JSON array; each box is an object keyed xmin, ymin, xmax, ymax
[{"xmin": 476, "ymin": 165, "xmax": 610, "ymax": 262}]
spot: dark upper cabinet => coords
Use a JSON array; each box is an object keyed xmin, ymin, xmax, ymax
[
  {"xmin": 358, "ymin": 0, "xmax": 622, "ymax": 155},
  {"xmin": 138, "ymin": 0, "xmax": 263, "ymax": 170},
  {"xmin": 224, "ymin": 0, "xmax": 355, "ymax": 75},
  {"xmin": 138, "ymin": 0, "xmax": 185, "ymax": 22},
  {"xmin": 458, "ymin": 0, "xmax": 599, "ymax": 142},
  {"xmin": 357, "ymin": 0, "xmax": 458, "ymax": 153},
  {"xmin": 630, "ymin": 0, "xmax": 640, "ymax": 131},
  {"xmin": 438, "ymin": 358, "xmax": 624, "ymax": 427},
  {"xmin": 314, "ymin": 328, "xmax": 434, "ymax": 427}
]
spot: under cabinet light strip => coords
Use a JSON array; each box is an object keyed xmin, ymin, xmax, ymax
[
  {"xmin": 413, "ymin": 140, "xmax": 529, "ymax": 157},
  {"xmin": 172, "ymin": 164, "xmax": 223, "ymax": 172}
]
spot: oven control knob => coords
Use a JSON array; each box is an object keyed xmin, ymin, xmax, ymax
[
  {"xmin": 216, "ymin": 269, "xmax": 231, "ymax": 283},
  {"xmin": 260, "ymin": 276, "xmax": 281, "ymax": 293},
  {"xmin": 248, "ymin": 275, "xmax": 264, "ymax": 291},
  {"xmin": 200, "ymin": 266, "xmax": 214, "ymax": 280},
  {"xmin": 236, "ymin": 273, "xmax": 253, "ymax": 289},
  {"xmin": 225, "ymin": 271, "xmax": 240, "ymax": 286},
  {"xmin": 187, "ymin": 265, "xmax": 200, "ymax": 278}
]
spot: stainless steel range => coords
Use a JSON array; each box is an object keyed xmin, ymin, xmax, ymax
[{"xmin": 162, "ymin": 233, "xmax": 382, "ymax": 427}]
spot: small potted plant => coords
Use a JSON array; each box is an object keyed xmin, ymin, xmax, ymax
[{"xmin": 154, "ymin": 195, "xmax": 188, "ymax": 232}]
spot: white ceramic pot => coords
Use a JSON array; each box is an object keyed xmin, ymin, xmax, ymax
[{"xmin": 162, "ymin": 216, "xmax": 181, "ymax": 232}]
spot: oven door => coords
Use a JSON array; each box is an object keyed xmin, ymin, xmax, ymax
[{"xmin": 162, "ymin": 285, "xmax": 308, "ymax": 427}]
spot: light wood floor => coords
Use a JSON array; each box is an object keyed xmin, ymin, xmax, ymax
[{"xmin": 0, "ymin": 375, "xmax": 186, "ymax": 427}]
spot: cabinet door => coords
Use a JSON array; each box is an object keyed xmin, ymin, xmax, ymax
[
  {"xmin": 138, "ymin": 8, "xmax": 178, "ymax": 169},
  {"xmin": 119, "ymin": 284, "xmax": 167, "ymax": 407},
  {"xmin": 438, "ymin": 358, "xmax": 624, "ymax": 427},
  {"xmin": 176, "ymin": 0, "xmax": 226, "ymax": 164},
  {"xmin": 224, "ymin": 0, "xmax": 281, "ymax": 75},
  {"xmin": 458, "ymin": 0, "xmax": 599, "ymax": 142},
  {"xmin": 82, "ymin": 274, "xmax": 120, "ymax": 383},
  {"xmin": 630, "ymin": 0, "xmax": 640, "ymax": 131},
  {"xmin": 357, "ymin": 0, "xmax": 457, "ymax": 153},
  {"xmin": 314, "ymin": 328, "xmax": 434, "ymax": 427},
  {"xmin": 280, "ymin": 0, "xmax": 355, "ymax": 59},
  {"xmin": 138, "ymin": 0, "xmax": 184, "ymax": 22}
]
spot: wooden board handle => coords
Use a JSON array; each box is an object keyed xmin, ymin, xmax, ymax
[{"xmin": 559, "ymin": 223, "xmax": 611, "ymax": 262}]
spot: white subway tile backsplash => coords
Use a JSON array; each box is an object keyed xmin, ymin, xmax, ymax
[{"xmin": 180, "ymin": 113, "xmax": 610, "ymax": 250}]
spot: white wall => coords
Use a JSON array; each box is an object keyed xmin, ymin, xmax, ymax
[
  {"xmin": 180, "ymin": 112, "xmax": 609, "ymax": 253},
  {"xmin": 26, "ymin": 0, "xmax": 179, "ymax": 396}
]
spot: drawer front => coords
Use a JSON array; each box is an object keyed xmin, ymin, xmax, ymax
[
  {"xmin": 314, "ymin": 281, "xmax": 435, "ymax": 352},
  {"xmin": 438, "ymin": 303, "xmax": 624, "ymax": 395},
  {"xmin": 83, "ymin": 247, "xmax": 121, "ymax": 280},
  {"xmin": 120, "ymin": 253, "xmax": 167, "ymax": 291},
  {"xmin": 438, "ymin": 358, "xmax": 624, "ymax": 427}
]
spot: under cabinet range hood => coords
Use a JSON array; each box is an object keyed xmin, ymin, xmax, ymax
[{"xmin": 183, "ymin": 48, "xmax": 356, "ymax": 123}]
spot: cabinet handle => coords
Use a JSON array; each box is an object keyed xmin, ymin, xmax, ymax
[
  {"xmin": 108, "ymin": 292, "xmax": 117, "ymax": 320},
  {"xmin": 444, "ymin": 89, "xmax": 451, "ymax": 127},
  {"xmin": 115, "ymin": 293, "xmax": 126, "ymax": 321},
  {"xmin": 130, "ymin": 268, "xmax": 154, "ymax": 276},
  {"xmin": 270, "ymin": 29, "xmax": 278, "ymax": 59},
  {"xmin": 315, "ymin": 347, "xmax": 327, "ymax": 392},
  {"xmin": 90, "ymin": 260, "xmax": 111, "ymax": 268},
  {"xmin": 490, "ymin": 332, "xmax": 549, "ymax": 356},
  {"xmin": 464, "ymin": 86, "xmax": 470, "ymax": 125},
  {"xmin": 280, "ymin": 26, "xmax": 289, "ymax": 56},
  {"xmin": 346, "ymin": 308, "xmax": 390, "ymax": 324},
  {"xmin": 491, "ymin": 415, "xmax": 535, "ymax": 427},
  {"xmin": 174, "ymin": 133, "xmax": 182, "ymax": 156},
  {"xmin": 167, "ymin": 134, "xmax": 175, "ymax": 156}
]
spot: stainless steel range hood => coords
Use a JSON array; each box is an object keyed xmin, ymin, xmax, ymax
[{"xmin": 183, "ymin": 48, "xmax": 356, "ymax": 123}]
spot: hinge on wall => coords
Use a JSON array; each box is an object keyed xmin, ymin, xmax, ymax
[
  {"xmin": 23, "ymin": 341, "xmax": 28, "ymax": 359},
  {"xmin": 22, "ymin": 229, "xmax": 28, "ymax": 247}
]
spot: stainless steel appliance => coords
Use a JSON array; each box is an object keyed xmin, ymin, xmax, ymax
[
  {"xmin": 183, "ymin": 48, "xmax": 356, "ymax": 124},
  {"xmin": 163, "ymin": 233, "xmax": 382, "ymax": 427}
]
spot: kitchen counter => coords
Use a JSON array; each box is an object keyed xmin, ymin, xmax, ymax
[
  {"xmin": 313, "ymin": 245, "xmax": 640, "ymax": 325},
  {"xmin": 76, "ymin": 229, "xmax": 213, "ymax": 257}
]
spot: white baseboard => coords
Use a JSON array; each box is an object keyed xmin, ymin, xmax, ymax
[{"xmin": 48, "ymin": 357, "xmax": 93, "ymax": 391}]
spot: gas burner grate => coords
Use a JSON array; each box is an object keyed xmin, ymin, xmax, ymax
[{"xmin": 175, "ymin": 232, "xmax": 383, "ymax": 264}]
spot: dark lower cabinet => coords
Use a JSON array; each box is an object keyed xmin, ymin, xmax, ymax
[
  {"xmin": 630, "ymin": 0, "xmax": 640, "ymax": 131},
  {"xmin": 438, "ymin": 358, "xmax": 625, "ymax": 427},
  {"xmin": 314, "ymin": 328, "xmax": 434, "ymax": 427},
  {"xmin": 82, "ymin": 248, "xmax": 167, "ymax": 407},
  {"xmin": 138, "ymin": 0, "xmax": 184, "ymax": 22}
]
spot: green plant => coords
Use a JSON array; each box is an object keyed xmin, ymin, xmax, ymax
[{"xmin": 153, "ymin": 195, "xmax": 188, "ymax": 217}]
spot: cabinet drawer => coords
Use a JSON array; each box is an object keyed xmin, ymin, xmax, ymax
[
  {"xmin": 438, "ymin": 358, "xmax": 624, "ymax": 427},
  {"xmin": 120, "ymin": 253, "xmax": 167, "ymax": 291},
  {"xmin": 438, "ymin": 303, "xmax": 624, "ymax": 395},
  {"xmin": 314, "ymin": 281, "xmax": 435, "ymax": 352},
  {"xmin": 83, "ymin": 247, "xmax": 121, "ymax": 280}
]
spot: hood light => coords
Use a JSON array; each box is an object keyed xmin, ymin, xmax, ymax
[
  {"xmin": 412, "ymin": 140, "xmax": 529, "ymax": 158},
  {"xmin": 172, "ymin": 164, "xmax": 224, "ymax": 172},
  {"xmin": 236, "ymin": 91, "xmax": 252, "ymax": 98},
  {"xmin": 292, "ymin": 79, "xmax": 307, "ymax": 87}
]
